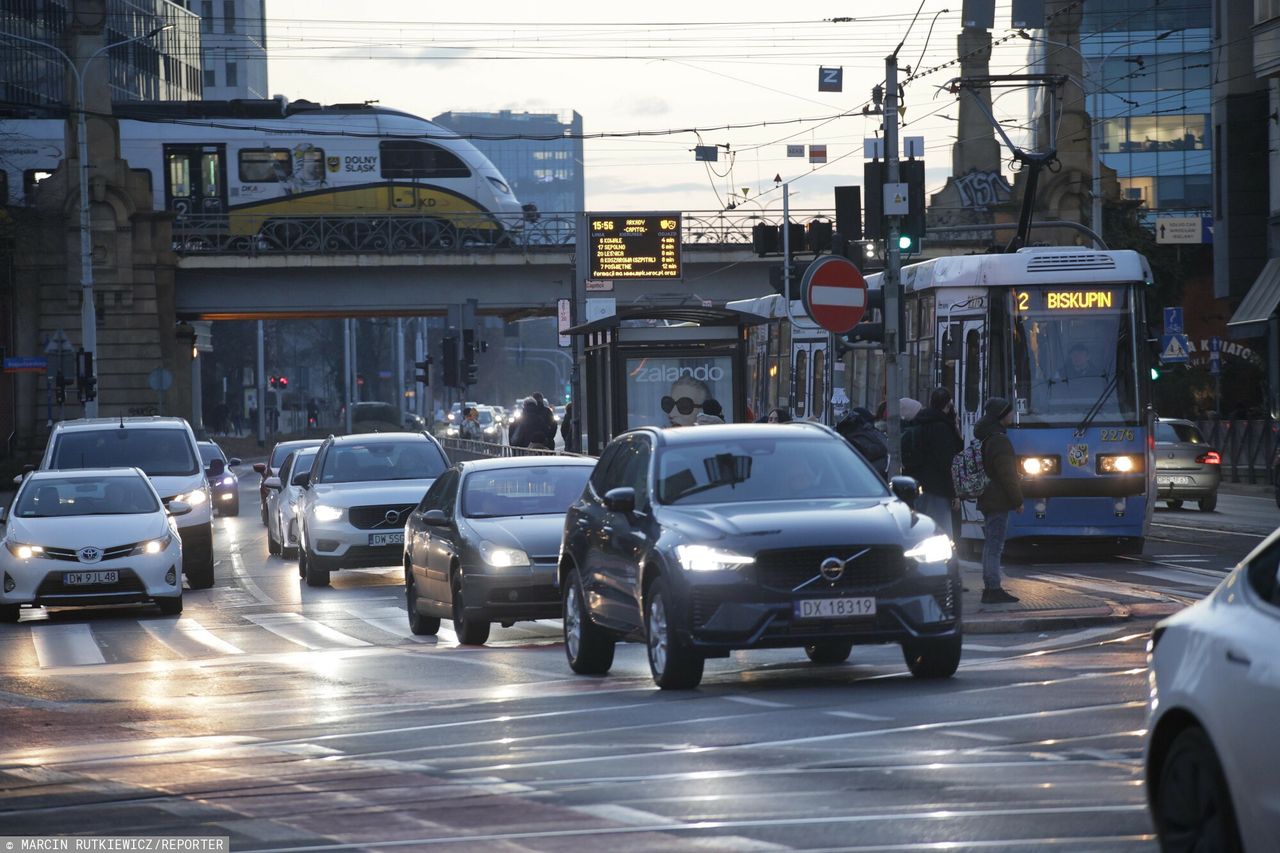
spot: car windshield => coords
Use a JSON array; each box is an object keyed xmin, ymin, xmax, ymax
[
  {"xmin": 656, "ymin": 435, "xmax": 888, "ymax": 505},
  {"xmin": 477, "ymin": 409, "xmax": 495, "ymax": 426},
  {"xmin": 51, "ymin": 429, "xmax": 199, "ymax": 477},
  {"xmin": 318, "ymin": 440, "xmax": 446, "ymax": 483},
  {"xmin": 1157, "ymin": 422, "xmax": 1205, "ymax": 444},
  {"xmin": 198, "ymin": 444, "xmax": 225, "ymax": 465},
  {"xmin": 462, "ymin": 465, "xmax": 592, "ymax": 518},
  {"xmin": 15, "ymin": 475, "xmax": 159, "ymax": 517}
]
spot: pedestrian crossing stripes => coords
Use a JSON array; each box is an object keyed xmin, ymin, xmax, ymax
[
  {"xmin": 140, "ymin": 618, "xmax": 245, "ymax": 657},
  {"xmin": 244, "ymin": 612, "xmax": 372, "ymax": 649},
  {"xmin": 30, "ymin": 623, "xmax": 105, "ymax": 668}
]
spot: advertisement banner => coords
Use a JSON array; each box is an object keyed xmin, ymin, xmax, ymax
[{"xmin": 625, "ymin": 356, "xmax": 734, "ymax": 429}]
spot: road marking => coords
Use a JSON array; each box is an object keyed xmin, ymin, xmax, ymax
[
  {"xmin": 228, "ymin": 545, "xmax": 276, "ymax": 605},
  {"xmin": 825, "ymin": 710, "xmax": 892, "ymax": 722},
  {"xmin": 1151, "ymin": 522, "xmax": 1265, "ymax": 539},
  {"xmin": 570, "ymin": 804, "xmax": 680, "ymax": 827},
  {"xmin": 723, "ymin": 695, "xmax": 792, "ymax": 709},
  {"xmin": 352, "ymin": 607, "xmax": 433, "ymax": 642},
  {"xmin": 30, "ymin": 623, "xmax": 105, "ymax": 668},
  {"xmin": 946, "ymin": 730, "xmax": 1009, "ymax": 743},
  {"xmin": 1130, "ymin": 569, "xmax": 1223, "ymax": 589},
  {"xmin": 140, "ymin": 618, "xmax": 244, "ymax": 657},
  {"xmin": 244, "ymin": 613, "xmax": 372, "ymax": 649}
]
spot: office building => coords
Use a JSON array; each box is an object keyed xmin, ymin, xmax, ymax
[
  {"xmin": 0, "ymin": 0, "xmax": 203, "ymax": 107},
  {"xmin": 180, "ymin": 0, "xmax": 267, "ymax": 99},
  {"xmin": 432, "ymin": 110, "xmax": 585, "ymax": 214}
]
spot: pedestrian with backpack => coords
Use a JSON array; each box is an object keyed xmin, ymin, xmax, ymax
[
  {"xmin": 903, "ymin": 388, "xmax": 964, "ymax": 540},
  {"xmin": 973, "ymin": 397, "xmax": 1022, "ymax": 603},
  {"xmin": 837, "ymin": 407, "xmax": 889, "ymax": 480}
]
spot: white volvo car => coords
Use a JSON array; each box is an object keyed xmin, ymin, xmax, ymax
[
  {"xmin": 1, "ymin": 469, "xmax": 188, "ymax": 621},
  {"xmin": 38, "ymin": 418, "xmax": 215, "ymax": 589},
  {"xmin": 296, "ymin": 433, "xmax": 449, "ymax": 587}
]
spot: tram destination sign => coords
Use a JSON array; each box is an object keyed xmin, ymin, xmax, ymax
[
  {"xmin": 1014, "ymin": 288, "xmax": 1121, "ymax": 312},
  {"xmin": 588, "ymin": 213, "xmax": 682, "ymax": 281}
]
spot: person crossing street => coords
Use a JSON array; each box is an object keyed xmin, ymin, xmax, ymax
[{"xmin": 974, "ymin": 397, "xmax": 1022, "ymax": 603}]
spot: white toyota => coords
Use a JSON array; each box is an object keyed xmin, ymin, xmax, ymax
[
  {"xmin": 296, "ymin": 433, "xmax": 448, "ymax": 587},
  {"xmin": 1, "ymin": 469, "xmax": 188, "ymax": 620}
]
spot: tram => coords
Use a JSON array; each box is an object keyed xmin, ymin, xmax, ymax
[{"xmin": 730, "ymin": 246, "xmax": 1158, "ymax": 554}]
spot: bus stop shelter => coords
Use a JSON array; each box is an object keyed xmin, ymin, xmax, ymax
[{"xmin": 567, "ymin": 306, "xmax": 765, "ymax": 455}]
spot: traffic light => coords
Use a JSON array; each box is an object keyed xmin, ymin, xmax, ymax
[
  {"xmin": 464, "ymin": 362, "xmax": 479, "ymax": 385},
  {"xmin": 1150, "ymin": 366, "xmax": 1161, "ymax": 381},
  {"xmin": 55, "ymin": 370, "xmax": 66, "ymax": 405},
  {"xmin": 442, "ymin": 336, "xmax": 460, "ymax": 388},
  {"xmin": 75, "ymin": 349, "xmax": 96, "ymax": 403},
  {"xmin": 837, "ymin": 288, "xmax": 887, "ymax": 350},
  {"xmin": 898, "ymin": 159, "xmax": 926, "ymax": 254},
  {"xmin": 278, "ymin": 376, "xmax": 288, "ymax": 389},
  {"xmin": 414, "ymin": 357, "xmax": 431, "ymax": 385},
  {"xmin": 268, "ymin": 375, "xmax": 278, "ymax": 388}
]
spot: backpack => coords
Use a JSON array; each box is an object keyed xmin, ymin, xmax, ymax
[
  {"xmin": 951, "ymin": 439, "xmax": 990, "ymax": 499},
  {"xmin": 900, "ymin": 423, "xmax": 922, "ymax": 475}
]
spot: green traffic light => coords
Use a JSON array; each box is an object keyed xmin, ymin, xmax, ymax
[
  {"xmin": 898, "ymin": 235, "xmax": 913, "ymax": 251},
  {"xmin": 1150, "ymin": 367, "xmax": 1160, "ymax": 380}
]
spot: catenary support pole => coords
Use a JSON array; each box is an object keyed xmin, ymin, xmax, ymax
[
  {"xmin": 256, "ymin": 320, "xmax": 266, "ymax": 445},
  {"xmin": 883, "ymin": 51, "xmax": 904, "ymax": 476}
]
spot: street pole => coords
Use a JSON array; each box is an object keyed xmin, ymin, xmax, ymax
[
  {"xmin": 256, "ymin": 320, "xmax": 266, "ymax": 445},
  {"xmin": 414, "ymin": 318, "xmax": 426, "ymax": 421},
  {"xmin": 883, "ymin": 52, "xmax": 904, "ymax": 476},
  {"xmin": 343, "ymin": 318, "xmax": 353, "ymax": 434},
  {"xmin": 394, "ymin": 317, "xmax": 405, "ymax": 414}
]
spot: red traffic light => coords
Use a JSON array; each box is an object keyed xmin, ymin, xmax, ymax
[{"xmin": 279, "ymin": 376, "xmax": 289, "ymax": 388}]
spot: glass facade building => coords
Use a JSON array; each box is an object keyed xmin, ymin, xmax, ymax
[
  {"xmin": 431, "ymin": 110, "xmax": 585, "ymax": 214},
  {"xmin": 1081, "ymin": 0, "xmax": 1212, "ymax": 217},
  {"xmin": 179, "ymin": 0, "xmax": 267, "ymax": 99},
  {"xmin": 0, "ymin": 0, "xmax": 203, "ymax": 107}
]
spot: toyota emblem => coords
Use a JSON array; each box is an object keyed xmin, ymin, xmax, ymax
[
  {"xmin": 78, "ymin": 547, "xmax": 102, "ymax": 564},
  {"xmin": 819, "ymin": 556, "xmax": 845, "ymax": 582},
  {"xmin": 384, "ymin": 509, "xmax": 401, "ymax": 525}
]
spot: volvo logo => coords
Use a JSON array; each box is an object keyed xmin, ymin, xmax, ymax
[
  {"xmin": 819, "ymin": 556, "xmax": 845, "ymax": 582},
  {"xmin": 78, "ymin": 547, "xmax": 102, "ymax": 564},
  {"xmin": 384, "ymin": 509, "xmax": 401, "ymax": 525}
]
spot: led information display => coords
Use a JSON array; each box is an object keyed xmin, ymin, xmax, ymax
[
  {"xmin": 1015, "ymin": 288, "xmax": 1120, "ymax": 312},
  {"xmin": 589, "ymin": 213, "xmax": 682, "ymax": 280}
]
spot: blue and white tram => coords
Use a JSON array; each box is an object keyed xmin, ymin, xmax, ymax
[{"xmin": 733, "ymin": 247, "xmax": 1157, "ymax": 554}]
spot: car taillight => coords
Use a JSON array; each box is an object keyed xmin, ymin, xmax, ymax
[
  {"xmin": 1148, "ymin": 432, "xmax": 1155, "ymax": 451},
  {"xmin": 1196, "ymin": 451, "xmax": 1221, "ymax": 465}
]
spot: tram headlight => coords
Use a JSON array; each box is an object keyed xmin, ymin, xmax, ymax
[
  {"xmin": 1097, "ymin": 454, "xmax": 1143, "ymax": 474},
  {"xmin": 1019, "ymin": 456, "xmax": 1060, "ymax": 476}
]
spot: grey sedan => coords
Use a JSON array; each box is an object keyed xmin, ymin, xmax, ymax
[
  {"xmin": 403, "ymin": 457, "xmax": 595, "ymax": 644},
  {"xmin": 1155, "ymin": 418, "xmax": 1221, "ymax": 512}
]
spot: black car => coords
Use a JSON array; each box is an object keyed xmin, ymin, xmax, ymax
[
  {"xmin": 404, "ymin": 457, "xmax": 596, "ymax": 644},
  {"xmin": 558, "ymin": 423, "xmax": 961, "ymax": 689},
  {"xmin": 198, "ymin": 441, "xmax": 242, "ymax": 517}
]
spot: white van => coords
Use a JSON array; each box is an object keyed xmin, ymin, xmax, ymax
[{"xmin": 39, "ymin": 418, "xmax": 216, "ymax": 588}]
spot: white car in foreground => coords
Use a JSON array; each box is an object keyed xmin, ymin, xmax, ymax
[
  {"xmin": 1145, "ymin": 531, "xmax": 1280, "ymax": 851},
  {"xmin": 0, "ymin": 469, "xmax": 188, "ymax": 621}
]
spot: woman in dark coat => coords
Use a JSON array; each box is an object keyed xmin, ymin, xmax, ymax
[{"xmin": 974, "ymin": 397, "xmax": 1023, "ymax": 603}]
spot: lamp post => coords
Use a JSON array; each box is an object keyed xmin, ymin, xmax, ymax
[
  {"xmin": 1021, "ymin": 29, "xmax": 1182, "ymax": 243},
  {"xmin": 1, "ymin": 24, "xmax": 172, "ymax": 417}
]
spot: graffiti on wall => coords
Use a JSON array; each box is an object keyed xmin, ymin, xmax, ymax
[{"xmin": 954, "ymin": 169, "xmax": 1013, "ymax": 210}]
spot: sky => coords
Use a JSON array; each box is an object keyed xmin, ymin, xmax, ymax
[{"xmin": 266, "ymin": 2, "xmax": 1041, "ymax": 214}]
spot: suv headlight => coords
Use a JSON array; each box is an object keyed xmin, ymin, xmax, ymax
[
  {"xmin": 676, "ymin": 544, "xmax": 754, "ymax": 572},
  {"xmin": 479, "ymin": 540, "xmax": 530, "ymax": 567},
  {"xmin": 312, "ymin": 505, "xmax": 344, "ymax": 522},
  {"xmin": 5, "ymin": 542, "xmax": 45, "ymax": 560},
  {"xmin": 904, "ymin": 534, "xmax": 953, "ymax": 564},
  {"xmin": 220, "ymin": 476, "xmax": 235, "ymax": 486},
  {"xmin": 131, "ymin": 533, "xmax": 173, "ymax": 556},
  {"xmin": 175, "ymin": 488, "xmax": 207, "ymax": 506}
]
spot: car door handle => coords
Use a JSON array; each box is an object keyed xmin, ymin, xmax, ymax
[{"xmin": 1225, "ymin": 648, "xmax": 1252, "ymax": 666}]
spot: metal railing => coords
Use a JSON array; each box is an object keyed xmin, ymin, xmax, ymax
[
  {"xmin": 1195, "ymin": 419, "xmax": 1279, "ymax": 485},
  {"xmin": 169, "ymin": 209, "xmax": 834, "ymax": 256},
  {"xmin": 440, "ymin": 436, "xmax": 593, "ymax": 463}
]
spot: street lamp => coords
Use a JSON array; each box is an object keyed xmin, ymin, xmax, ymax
[
  {"xmin": 1, "ymin": 23, "xmax": 173, "ymax": 417},
  {"xmin": 1020, "ymin": 28, "xmax": 1182, "ymax": 243}
]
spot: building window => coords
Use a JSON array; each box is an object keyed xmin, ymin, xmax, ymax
[
  {"xmin": 1119, "ymin": 177, "xmax": 1155, "ymax": 207},
  {"xmin": 200, "ymin": 1, "xmax": 213, "ymax": 31},
  {"xmin": 1258, "ymin": 0, "xmax": 1280, "ymax": 24},
  {"xmin": 223, "ymin": 0, "xmax": 236, "ymax": 32},
  {"xmin": 225, "ymin": 62, "xmax": 237, "ymax": 87},
  {"xmin": 203, "ymin": 68, "xmax": 216, "ymax": 89},
  {"xmin": 1097, "ymin": 115, "xmax": 1207, "ymax": 153},
  {"xmin": 379, "ymin": 141, "xmax": 471, "ymax": 179},
  {"xmin": 239, "ymin": 149, "xmax": 292, "ymax": 182},
  {"xmin": 1156, "ymin": 175, "xmax": 1212, "ymax": 209}
]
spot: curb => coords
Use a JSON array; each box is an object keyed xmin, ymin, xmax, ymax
[{"xmin": 965, "ymin": 600, "xmax": 1185, "ymax": 634}]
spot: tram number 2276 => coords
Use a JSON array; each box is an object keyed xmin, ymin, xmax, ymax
[{"xmin": 1100, "ymin": 429, "xmax": 1135, "ymax": 442}]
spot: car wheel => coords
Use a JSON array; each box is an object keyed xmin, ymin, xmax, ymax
[
  {"xmin": 902, "ymin": 633, "xmax": 962, "ymax": 679},
  {"xmin": 563, "ymin": 570, "xmax": 614, "ymax": 674},
  {"xmin": 1153, "ymin": 726, "xmax": 1243, "ymax": 853},
  {"xmin": 1198, "ymin": 494, "xmax": 1217, "ymax": 513},
  {"xmin": 302, "ymin": 546, "xmax": 330, "ymax": 588},
  {"xmin": 260, "ymin": 500, "xmax": 268, "ymax": 526},
  {"xmin": 267, "ymin": 520, "xmax": 281, "ymax": 556},
  {"xmin": 185, "ymin": 524, "xmax": 215, "ymax": 590},
  {"xmin": 1166, "ymin": 499, "xmax": 1184, "ymax": 510},
  {"xmin": 451, "ymin": 570, "xmax": 490, "ymax": 645},
  {"xmin": 805, "ymin": 640, "xmax": 854, "ymax": 664},
  {"xmin": 0, "ymin": 604, "xmax": 19, "ymax": 623},
  {"xmin": 156, "ymin": 594, "xmax": 183, "ymax": 616},
  {"xmin": 405, "ymin": 565, "xmax": 440, "ymax": 636},
  {"xmin": 283, "ymin": 520, "xmax": 298, "ymax": 560},
  {"xmin": 645, "ymin": 574, "xmax": 704, "ymax": 690}
]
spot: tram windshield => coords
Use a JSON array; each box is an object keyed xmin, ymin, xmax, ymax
[{"xmin": 1008, "ymin": 285, "xmax": 1139, "ymax": 426}]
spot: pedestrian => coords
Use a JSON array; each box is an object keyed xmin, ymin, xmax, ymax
[
  {"xmin": 560, "ymin": 402, "xmax": 579, "ymax": 452},
  {"xmin": 695, "ymin": 398, "xmax": 725, "ymax": 425},
  {"xmin": 898, "ymin": 396, "xmax": 923, "ymax": 424},
  {"xmin": 512, "ymin": 397, "xmax": 552, "ymax": 449},
  {"xmin": 766, "ymin": 407, "xmax": 792, "ymax": 424},
  {"xmin": 836, "ymin": 406, "xmax": 889, "ymax": 480},
  {"xmin": 532, "ymin": 392, "xmax": 557, "ymax": 441},
  {"xmin": 459, "ymin": 406, "xmax": 483, "ymax": 441},
  {"xmin": 974, "ymin": 397, "xmax": 1022, "ymax": 604},
  {"xmin": 902, "ymin": 388, "xmax": 964, "ymax": 541}
]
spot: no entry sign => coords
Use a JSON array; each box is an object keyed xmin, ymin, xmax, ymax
[{"xmin": 800, "ymin": 255, "xmax": 867, "ymax": 334}]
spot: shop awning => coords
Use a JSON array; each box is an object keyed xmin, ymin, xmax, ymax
[{"xmin": 1228, "ymin": 257, "xmax": 1280, "ymax": 339}]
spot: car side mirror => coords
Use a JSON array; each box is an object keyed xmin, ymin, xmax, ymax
[
  {"xmin": 422, "ymin": 509, "xmax": 449, "ymax": 526},
  {"xmin": 264, "ymin": 476, "xmax": 282, "ymax": 490},
  {"xmin": 889, "ymin": 476, "xmax": 920, "ymax": 508},
  {"xmin": 291, "ymin": 472, "xmax": 310, "ymax": 488},
  {"xmin": 603, "ymin": 487, "xmax": 636, "ymax": 514},
  {"xmin": 0, "ymin": 506, "xmax": 7, "ymax": 525},
  {"xmin": 167, "ymin": 500, "xmax": 192, "ymax": 517},
  {"xmin": 228, "ymin": 457, "xmax": 242, "ymax": 467},
  {"xmin": 253, "ymin": 462, "xmax": 267, "ymax": 475}
]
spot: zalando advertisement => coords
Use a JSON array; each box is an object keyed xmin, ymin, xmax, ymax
[{"xmin": 625, "ymin": 356, "xmax": 734, "ymax": 429}]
